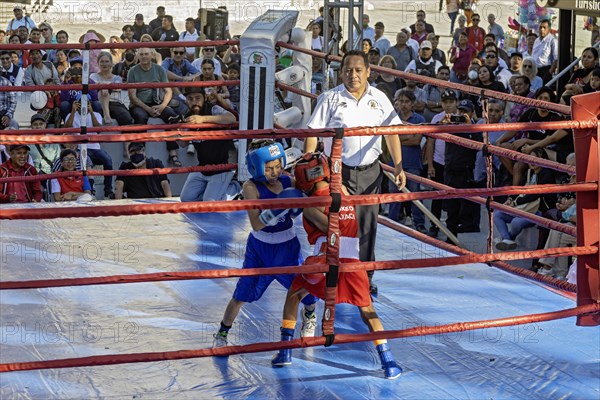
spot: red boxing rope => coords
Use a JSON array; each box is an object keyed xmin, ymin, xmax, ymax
[
  {"xmin": 1, "ymin": 246, "xmax": 593, "ymax": 291},
  {"xmin": 1, "ymin": 183, "xmax": 593, "ymax": 221},
  {"xmin": 1, "ymin": 303, "xmax": 596, "ymax": 373},
  {"xmin": 277, "ymin": 41, "xmax": 571, "ymax": 116},
  {"xmin": 0, "ymin": 164, "xmax": 237, "ymax": 184}
]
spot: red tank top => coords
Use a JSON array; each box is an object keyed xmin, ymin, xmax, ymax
[
  {"xmin": 57, "ymin": 176, "xmax": 85, "ymax": 194},
  {"xmin": 303, "ymin": 186, "xmax": 358, "ymax": 244}
]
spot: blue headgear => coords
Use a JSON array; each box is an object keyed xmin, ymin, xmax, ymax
[{"xmin": 246, "ymin": 141, "xmax": 286, "ymax": 182}]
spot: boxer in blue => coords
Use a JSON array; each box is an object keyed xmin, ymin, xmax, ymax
[{"xmin": 213, "ymin": 140, "xmax": 318, "ymax": 347}]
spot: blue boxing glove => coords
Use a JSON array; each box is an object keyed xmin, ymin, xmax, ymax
[
  {"xmin": 258, "ymin": 208, "xmax": 288, "ymax": 226},
  {"xmin": 278, "ymin": 187, "xmax": 305, "ymax": 219}
]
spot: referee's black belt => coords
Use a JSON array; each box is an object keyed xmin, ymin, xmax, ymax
[{"xmin": 342, "ymin": 160, "xmax": 379, "ymax": 171}]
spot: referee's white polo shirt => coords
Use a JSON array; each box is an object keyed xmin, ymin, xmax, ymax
[{"xmin": 307, "ymin": 84, "xmax": 402, "ymax": 167}]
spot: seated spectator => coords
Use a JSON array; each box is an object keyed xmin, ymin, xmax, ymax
[
  {"xmin": 63, "ymin": 93, "xmax": 114, "ymax": 198},
  {"xmin": 410, "ymin": 21, "xmax": 428, "ymax": 44},
  {"xmin": 564, "ymin": 47, "xmax": 599, "ymax": 96},
  {"xmin": 112, "ymin": 48, "xmax": 137, "ymax": 82},
  {"xmin": 422, "ymin": 66, "xmax": 450, "ymax": 121},
  {"xmin": 0, "ymin": 51, "xmax": 23, "ymax": 86},
  {"xmin": 388, "ymin": 89, "xmax": 426, "ymax": 231},
  {"xmin": 78, "ymin": 30, "xmax": 105, "ymax": 74},
  {"xmin": 149, "ymin": 6, "xmax": 166, "ymax": 33},
  {"xmin": 59, "ymin": 61, "xmax": 102, "ymax": 121},
  {"xmin": 449, "ymin": 31, "xmax": 477, "ymax": 83},
  {"xmin": 483, "ymin": 45, "xmax": 512, "ymax": 90},
  {"xmin": 0, "ymin": 75, "xmax": 18, "ymax": 129},
  {"xmin": 405, "ymin": 41, "xmax": 442, "ymax": 76},
  {"xmin": 115, "ymin": 142, "xmax": 171, "ymax": 199},
  {"xmin": 109, "ymin": 35, "xmax": 125, "ymax": 64},
  {"xmin": 180, "ymin": 86, "xmax": 237, "ymax": 202},
  {"xmin": 373, "ymin": 55, "xmax": 404, "ymax": 103},
  {"xmin": 91, "ymin": 51, "xmax": 134, "ymax": 128},
  {"xmin": 24, "ymin": 49, "xmax": 59, "ymax": 86},
  {"xmin": 139, "ymin": 34, "xmax": 162, "ymax": 64},
  {"xmin": 51, "ymin": 141, "xmax": 91, "ymax": 173},
  {"xmin": 127, "ymin": 47, "xmax": 181, "ymax": 166},
  {"xmin": 589, "ymin": 68, "xmax": 600, "ymax": 92},
  {"xmin": 0, "ymin": 144, "xmax": 43, "ymax": 203},
  {"xmin": 121, "ymin": 24, "xmax": 136, "ymax": 43},
  {"xmin": 494, "ymin": 148, "xmax": 557, "ymax": 250},
  {"xmin": 473, "ymin": 99, "xmax": 506, "ymax": 187},
  {"xmin": 31, "ymin": 80, "xmax": 61, "ymax": 127},
  {"xmin": 536, "ymin": 208, "xmax": 577, "ymax": 279},
  {"xmin": 8, "ymin": 34, "xmax": 30, "ymax": 68},
  {"xmin": 28, "ymin": 113, "xmax": 61, "ymax": 178},
  {"xmin": 193, "ymin": 45, "xmax": 224, "ymax": 76},
  {"xmin": 521, "ymin": 56, "xmax": 544, "ymax": 92},
  {"xmin": 162, "ymin": 46, "xmax": 200, "ymax": 110},
  {"xmin": 477, "ymin": 65, "xmax": 506, "ymax": 93},
  {"xmin": 50, "ymin": 149, "xmax": 92, "ymax": 201},
  {"xmin": 400, "ymin": 70, "xmax": 426, "ymax": 114},
  {"xmin": 194, "ymin": 59, "xmax": 231, "ymax": 110},
  {"xmin": 151, "ymin": 14, "xmax": 179, "ymax": 61},
  {"xmin": 53, "ymin": 49, "xmax": 69, "ymax": 81},
  {"xmin": 179, "ymin": 17, "xmax": 203, "ymax": 61},
  {"xmin": 478, "ymin": 34, "xmax": 509, "ymax": 66},
  {"xmin": 46, "ymin": 29, "xmax": 69, "ymax": 63},
  {"xmin": 386, "ymin": 31, "xmax": 415, "ymax": 72},
  {"xmin": 508, "ymin": 75, "xmax": 534, "ymax": 122}
]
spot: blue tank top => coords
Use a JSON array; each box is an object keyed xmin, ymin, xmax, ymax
[{"xmin": 252, "ymin": 174, "xmax": 293, "ymax": 233}]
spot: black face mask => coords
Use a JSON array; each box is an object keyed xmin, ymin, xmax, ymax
[
  {"xmin": 125, "ymin": 53, "xmax": 135, "ymax": 62},
  {"xmin": 130, "ymin": 153, "xmax": 145, "ymax": 164}
]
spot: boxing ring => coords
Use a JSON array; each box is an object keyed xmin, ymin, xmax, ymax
[{"xmin": 1, "ymin": 11, "xmax": 599, "ymax": 399}]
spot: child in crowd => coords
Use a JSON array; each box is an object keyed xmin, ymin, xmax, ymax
[
  {"xmin": 270, "ymin": 153, "xmax": 402, "ymax": 380},
  {"xmin": 226, "ymin": 63, "xmax": 240, "ymax": 111},
  {"xmin": 213, "ymin": 140, "xmax": 318, "ymax": 347}
]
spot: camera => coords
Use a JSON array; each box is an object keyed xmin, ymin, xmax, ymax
[{"xmin": 449, "ymin": 114, "xmax": 467, "ymax": 123}]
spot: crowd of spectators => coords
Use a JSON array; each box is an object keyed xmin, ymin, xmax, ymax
[{"xmin": 1, "ymin": 5, "xmax": 599, "ymax": 280}]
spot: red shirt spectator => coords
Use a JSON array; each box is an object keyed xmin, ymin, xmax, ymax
[
  {"xmin": 0, "ymin": 145, "xmax": 43, "ymax": 203},
  {"xmin": 464, "ymin": 14, "xmax": 486, "ymax": 52}
]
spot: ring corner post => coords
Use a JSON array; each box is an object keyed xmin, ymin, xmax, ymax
[{"xmin": 571, "ymin": 92, "xmax": 600, "ymax": 327}]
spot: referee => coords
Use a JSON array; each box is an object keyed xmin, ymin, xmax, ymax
[{"xmin": 305, "ymin": 50, "xmax": 406, "ymax": 294}]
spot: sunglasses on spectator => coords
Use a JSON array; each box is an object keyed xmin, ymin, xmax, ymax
[
  {"xmin": 485, "ymin": 54, "xmax": 497, "ymax": 59},
  {"xmin": 173, "ymin": 51, "xmax": 185, "ymax": 55},
  {"xmin": 0, "ymin": 57, "xmax": 10, "ymax": 61},
  {"xmin": 203, "ymin": 48, "xmax": 215, "ymax": 52}
]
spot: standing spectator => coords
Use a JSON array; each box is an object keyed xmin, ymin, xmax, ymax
[
  {"xmin": 405, "ymin": 41, "xmax": 442, "ymax": 76},
  {"xmin": 63, "ymin": 93, "xmax": 114, "ymax": 198},
  {"xmin": 402, "ymin": 27, "xmax": 420, "ymax": 56},
  {"xmin": 449, "ymin": 31, "xmax": 477, "ymax": 83},
  {"xmin": 50, "ymin": 149, "xmax": 93, "ymax": 201},
  {"xmin": 91, "ymin": 52, "xmax": 134, "ymax": 127},
  {"xmin": 532, "ymin": 19, "xmax": 558, "ymax": 83},
  {"xmin": 0, "ymin": 51, "xmax": 24, "ymax": 86},
  {"xmin": 127, "ymin": 48, "xmax": 181, "ymax": 166},
  {"xmin": 115, "ymin": 143, "xmax": 172, "ymax": 199},
  {"xmin": 309, "ymin": 22, "xmax": 324, "ymax": 52},
  {"xmin": 462, "ymin": 0, "xmax": 476, "ymax": 25},
  {"xmin": 0, "ymin": 145, "xmax": 42, "ymax": 203},
  {"xmin": 389, "ymin": 89, "xmax": 426, "ymax": 231},
  {"xmin": 487, "ymin": 14, "xmax": 504, "ymax": 46},
  {"xmin": 411, "ymin": 21, "xmax": 429, "ymax": 45},
  {"xmin": 410, "ymin": 10, "xmax": 435, "ymax": 34},
  {"xmin": 452, "ymin": 15, "xmax": 467, "ymax": 47},
  {"xmin": 132, "ymin": 14, "xmax": 151, "ymax": 42},
  {"xmin": 6, "ymin": 5, "xmax": 36, "ymax": 35},
  {"xmin": 78, "ymin": 30, "xmax": 105, "ymax": 74},
  {"xmin": 446, "ymin": 0, "xmax": 460, "ymax": 36},
  {"xmin": 0, "ymin": 75, "xmax": 18, "ymax": 129},
  {"xmin": 179, "ymin": 17, "xmax": 202, "ymax": 61},
  {"xmin": 509, "ymin": 52, "xmax": 523, "ymax": 74},
  {"xmin": 523, "ymin": 31, "xmax": 537, "ymax": 58},
  {"xmin": 304, "ymin": 50, "xmax": 406, "ymax": 294},
  {"xmin": 464, "ymin": 13, "xmax": 486, "ymax": 52},
  {"xmin": 151, "ymin": 15, "xmax": 179, "ymax": 61},
  {"xmin": 522, "ymin": 56, "xmax": 544, "ymax": 92},
  {"xmin": 180, "ymin": 86, "xmax": 237, "ymax": 202},
  {"xmin": 428, "ymin": 33, "xmax": 447, "ymax": 66},
  {"xmin": 422, "ymin": 66, "xmax": 450, "ymax": 121},
  {"xmin": 149, "ymin": 6, "xmax": 166, "ymax": 33},
  {"xmin": 226, "ymin": 63, "xmax": 240, "ymax": 110},
  {"xmin": 373, "ymin": 22, "xmax": 391, "ymax": 56},
  {"xmin": 353, "ymin": 14, "xmax": 375, "ymax": 43},
  {"xmin": 386, "ymin": 31, "xmax": 415, "ymax": 71}
]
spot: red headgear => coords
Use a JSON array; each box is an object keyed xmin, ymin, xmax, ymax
[{"xmin": 294, "ymin": 152, "xmax": 330, "ymax": 193}]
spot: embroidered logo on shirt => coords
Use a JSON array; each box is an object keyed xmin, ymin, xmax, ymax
[{"xmin": 368, "ymin": 100, "xmax": 379, "ymax": 109}]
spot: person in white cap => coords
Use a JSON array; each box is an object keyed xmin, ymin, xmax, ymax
[
  {"xmin": 6, "ymin": 6, "xmax": 36, "ymax": 35},
  {"xmin": 404, "ymin": 41, "xmax": 442, "ymax": 76}
]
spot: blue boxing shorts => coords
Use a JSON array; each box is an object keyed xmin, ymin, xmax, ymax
[{"xmin": 233, "ymin": 234, "xmax": 318, "ymax": 305}]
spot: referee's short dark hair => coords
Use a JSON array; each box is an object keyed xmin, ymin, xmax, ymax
[{"xmin": 341, "ymin": 49, "xmax": 369, "ymax": 69}]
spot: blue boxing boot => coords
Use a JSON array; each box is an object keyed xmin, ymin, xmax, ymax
[
  {"xmin": 376, "ymin": 343, "xmax": 402, "ymax": 379},
  {"xmin": 271, "ymin": 327, "xmax": 294, "ymax": 367}
]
